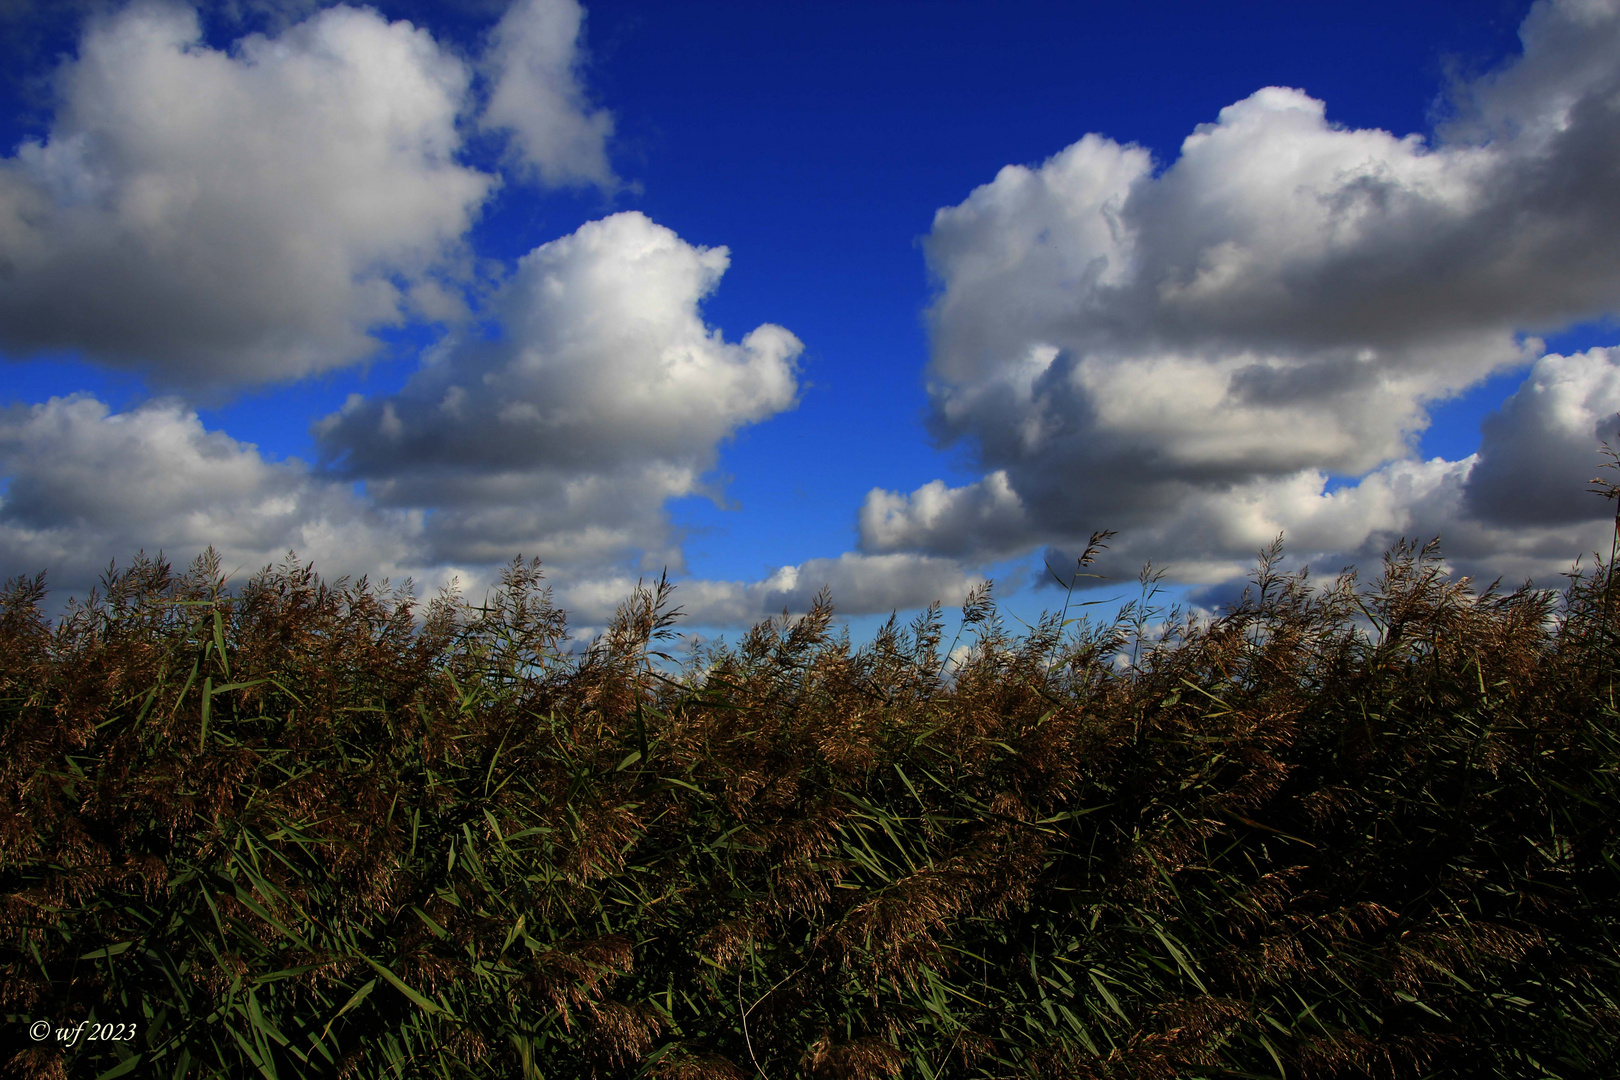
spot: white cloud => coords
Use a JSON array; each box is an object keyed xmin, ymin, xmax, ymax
[
  {"xmin": 864, "ymin": 0, "xmax": 1620, "ymax": 593},
  {"xmin": 481, "ymin": 0, "xmax": 615, "ymax": 188},
  {"xmin": 0, "ymin": 0, "xmax": 624, "ymax": 387},
  {"xmin": 553, "ymin": 552, "xmax": 984, "ymax": 628},
  {"xmin": 1464, "ymin": 347, "xmax": 1620, "ymax": 525},
  {"xmin": 0, "ymin": 4, "xmax": 945, "ymax": 626},
  {"xmin": 0, "ymin": 0, "xmax": 804, "ymax": 623},
  {"xmin": 0, "ymin": 2, "xmax": 493, "ymax": 385},
  {"xmin": 316, "ymin": 211, "xmax": 802, "ymax": 575},
  {"xmin": 0, "ymin": 395, "xmax": 428, "ymax": 595},
  {"xmin": 859, "ymin": 471, "xmax": 1030, "ymax": 561},
  {"xmin": 0, "ymin": 395, "xmax": 976, "ymax": 627}
]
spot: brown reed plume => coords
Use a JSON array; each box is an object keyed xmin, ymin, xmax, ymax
[{"xmin": 1, "ymin": 511, "xmax": 1617, "ymax": 1078}]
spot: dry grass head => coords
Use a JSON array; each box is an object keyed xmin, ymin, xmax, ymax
[{"xmin": 3, "ymin": 516, "xmax": 1618, "ymax": 1079}]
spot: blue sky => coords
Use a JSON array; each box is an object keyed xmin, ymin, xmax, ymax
[{"xmin": 2, "ymin": 0, "xmax": 1619, "ymax": 643}]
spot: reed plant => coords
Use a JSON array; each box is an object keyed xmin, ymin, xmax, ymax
[{"xmin": 1, "ymin": 502, "xmax": 1617, "ymax": 1077}]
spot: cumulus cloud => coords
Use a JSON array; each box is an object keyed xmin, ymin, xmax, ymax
[
  {"xmin": 860, "ymin": 470, "xmax": 1031, "ymax": 562},
  {"xmin": 0, "ymin": 0, "xmax": 621, "ymax": 386},
  {"xmin": 317, "ymin": 211, "xmax": 803, "ymax": 574},
  {"xmin": 0, "ymin": 2, "xmax": 492, "ymax": 385},
  {"xmin": 0, "ymin": 393, "xmax": 973, "ymax": 626},
  {"xmin": 0, "ymin": 4, "xmax": 948, "ymax": 625},
  {"xmin": 481, "ymin": 0, "xmax": 615, "ymax": 188},
  {"xmin": 553, "ymin": 552, "xmax": 984, "ymax": 628},
  {"xmin": 1464, "ymin": 347, "xmax": 1620, "ymax": 525},
  {"xmin": 862, "ymin": 0, "xmax": 1620, "ymax": 591},
  {"xmin": 0, "ymin": 0, "xmax": 816, "ymax": 625},
  {"xmin": 0, "ymin": 395, "xmax": 429, "ymax": 594}
]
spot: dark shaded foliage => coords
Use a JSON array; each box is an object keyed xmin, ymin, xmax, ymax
[{"xmin": 1, "ymin": 507, "xmax": 1618, "ymax": 1078}]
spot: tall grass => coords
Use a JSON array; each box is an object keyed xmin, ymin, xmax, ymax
[{"xmin": 1, "ymin": 516, "xmax": 1617, "ymax": 1077}]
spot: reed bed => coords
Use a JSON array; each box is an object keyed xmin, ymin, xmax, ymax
[{"xmin": 1, "ymin": 515, "xmax": 1617, "ymax": 1078}]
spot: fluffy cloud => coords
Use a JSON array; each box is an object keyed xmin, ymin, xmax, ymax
[
  {"xmin": 481, "ymin": 0, "xmax": 615, "ymax": 188},
  {"xmin": 0, "ymin": 393, "xmax": 974, "ymax": 626},
  {"xmin": 863, "ymin": 0, "xmax": 1620, "ymax": 591},
  {"xmin": 0, "ymin": 0, "xmax": 618, "ymax": 386},
  {"xmin": 554, "ymin": 552, "xmax": 984, "ymax": 629},
  {"xmin": 0, "ymin": 0, "xmax": 809, "ymax": 623},
  {"xmin": 0, "ymin": 4, "xmax": 955, "ymax": 625},
  {"xmin": 0, "ymin": 2, "xmax": 489, "ymax": 384},
  {"xmin": 1464, "ymin": 348, "xmax": 1620, "ymax": 526},
  {"xmin": 0, "ymin": 395, "xmax": 428, "ymax": 593},
  {"xmin": 316, "ymin": 211, "xmax": 803, "ymax": 574}
]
